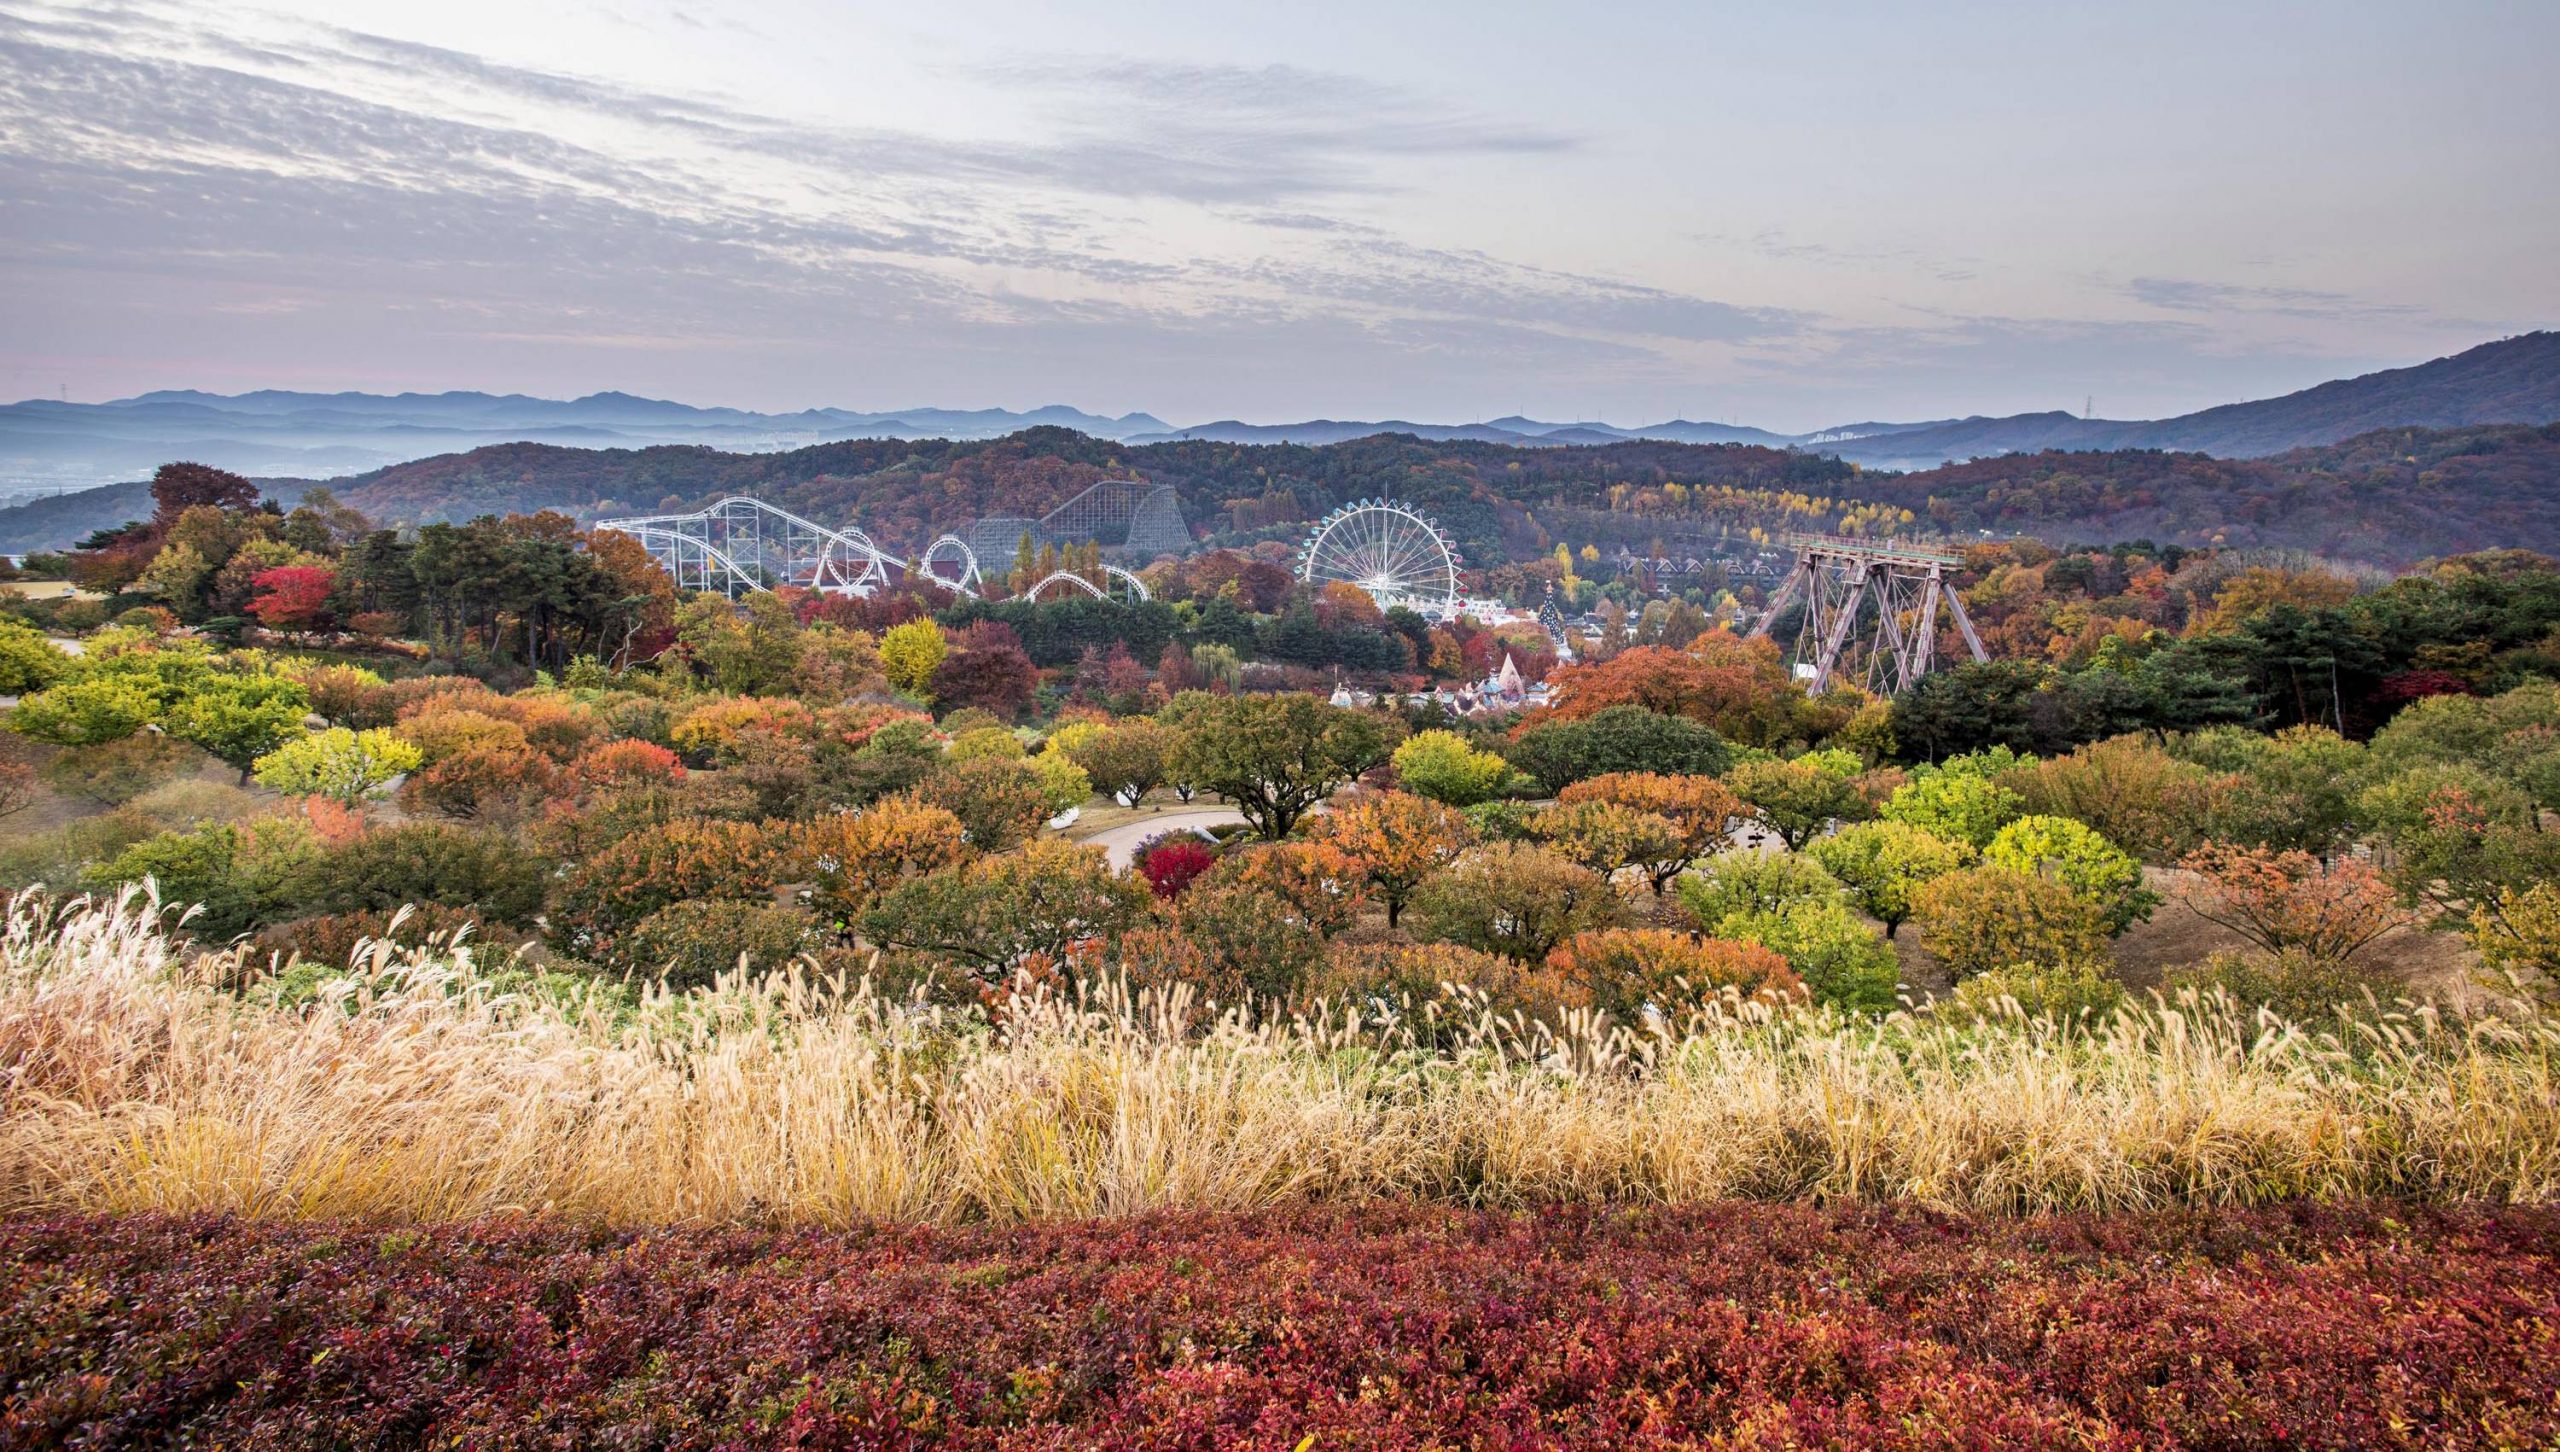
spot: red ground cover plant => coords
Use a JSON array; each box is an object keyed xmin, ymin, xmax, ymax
[{"xmin": 3, "ymin": 1202, "xmax": 2555, "ymax": 1449}]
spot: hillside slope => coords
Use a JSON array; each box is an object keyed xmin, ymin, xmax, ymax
[{"xmin": 1823, "ymin": 332, "xmax": 2560, "ymax": 467}]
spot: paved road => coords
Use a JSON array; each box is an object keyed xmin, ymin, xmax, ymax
[{"xmin": 1076, "ymin": 807, "xmax": 1249, "ymax": 869}]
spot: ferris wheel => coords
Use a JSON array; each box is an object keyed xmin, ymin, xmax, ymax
[{"xmin": 1297, "ymin": 499, "xmax": 1462, "ymax": 616}]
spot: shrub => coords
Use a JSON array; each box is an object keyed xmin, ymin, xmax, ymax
[
  {"xmin": 398, "ymin": 747, "xmax": 568, "ymax": 825},
  {"xmin": 573, "ymin": 738, "xmax": 685, "ymax": 789},
  {"xmin": 1501, "ymin": 704, "xmax": 1732, "ymax": 796},
  {"xmin": 2473, "ymin": 883, "xmax": 2560, "ymax": 1006},
  {"xmin": 1554, "ymin": 772, "xmax": 1743, "ymax": 892},
  {"xmin": 913, "ymin": 755, "xmax": 1051, "ymax": 851},
  {"xmin": 1316, "ymin": 792, "xmax": 1474, "ymax": 926},
  {"xmin": 1912, "ymin": 865, "xmax": 2110, "ymax": 981},
  {"xmin": 0, "ymin": 616, "xmax": 64, "ymax": 695},
  {"xmin": 1546, "ymin": 928, "xmax": 1803, "ymax": 1019},
  {"xmin": 1711, "ymin": 898, "xmax": 1900, "ymax": 1012},
  {"xmin": 669, "ymin": 696, "xmax": 814, "ymax": 765},
  {"xmin": 251, "ymin": 726, "xmax": 420, "ymax": 804},
  {"xmin": 1880, "ymin": 763, "xmax": 2023, "ymax": 848},
  {"xmin": 84, "ymin": 816, "xmax": 319, "ymax": 941},
  {"xmin": 1527, "ymin": 799, "xmax": 1681, "ymax": 880},
  {"xmin": 21, "ymin": 1206, "xmax": 2560, "ymax": 1448},
  {"xmin": 2175, "ymin": 843, "xmax": 2412, "ymax": 966},
  {"xmin": 618, "ymin": 900, "xmax": 823, "ymax": 991},
  {"xmin": 7, "ymin": 675, "xmax": 157, "ymax": 746},
  {"xmin": 1391, "ymin": 729, "xmax": 1512, "ymax": 806},
  {"xmin": 251, "ymin": 904, "xmax": 501, "ymax": 975},
  {"xmin": 553, "ymin": 819, "xmax": 789, "ymax": 941},
  {"xmin": 1941, "ymin": 958, "xmax": 2126, "ymax": 1024},
  {"xmin": 945, "ymin": 725, "xmax": 1025, "ymax": 763},
  {"xmin": 2012, "ymin": 736, "xmax": 2224, "ymax": 861},
  {"xmin": 1410, "ymin": 843, "xmax": 1625, "ymax": 962},
  {"xmin": 39, "ymin": 733, "xmax": 191, "ymax": 805},
  {"xmin": 1202, "ymin": 839, "xmax": 1369, "ymax": 936},
  {"xmin": 278, "ymin": 822, "xmax": 551, "ymax": 927},
  {"xmin": 1726, "ymin": 754, "xmax": 1870, "ymax": 850},
  {"xmin": 396, "ymin": 707, "xmax": 528, "ymax": 764},
  {"xmin": 858, "ymin": 839, "xmax": 1152, "ymax": 981},
  {"xmin": 1027, "ymin": 751, "xmax": 1091, "ymax": 815},
  {"xmin": 2166, "ymin": 949, "xmax": 2376, "ymax": 1022},
  {"xmin": 878, "ymin": 618, "xmax": 946, "ymax": 694},
  {"xmin": 1065, "ymin": 718, "xmax": 1177, "ymax": 805},
  {"xmin": 1674, "ymin": 850, "xmax": 1844, "ymax": 926},
  {"xmin": 794, "ymin": 796, "xmax": 973, "ymax": 924},
  {"xmin": 1134, "ymin": 836, "xmax": 1217, "ymax": 899},
  {"xmin": 1806, "ymin": 821, "xmax": 1974, "ymax": 936},
  {"xmin": 1304, "ymin": 940, "xmax": 1586, "ymax": 1028},
  {"xmin": 1114, "ymin": 882, "xmax": 1326, "ymax": 1005},
  {"xmin": 1984, "ymin": 815, "xmax": 2157, "ymax": 933},
  {"xmin": 285, "ymin": 663, "xmax": 388, "ymax": 727}
]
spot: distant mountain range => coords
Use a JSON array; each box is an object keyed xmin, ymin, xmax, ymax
[
  {"xmin": 4, "ymin": 333, "xmax": 2548, "ymax": 499},
  {"xmin": 0, "ymin": 391, "xmax": 1173, "ymax": 493}
]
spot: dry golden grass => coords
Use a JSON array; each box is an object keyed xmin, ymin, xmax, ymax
[{"xmin": 4, "ymin": 889, "xmax": 2556, "ymax": 1227}]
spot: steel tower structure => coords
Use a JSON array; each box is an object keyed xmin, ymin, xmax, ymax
[{"xmin": 1748, "ymin": 534, "xmax": 1987, "ymax": 695}]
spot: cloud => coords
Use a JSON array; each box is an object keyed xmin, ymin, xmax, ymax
[
  {"xmin": 0, "ymin": 0, "xmax": 1788, "ymax": 409},
  {"xmin": 2123, "ymin": 276, "xmax": 2423, "ymax": 321}
]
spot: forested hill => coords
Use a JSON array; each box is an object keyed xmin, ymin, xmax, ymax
[
  {"xmin": 1810, "ymin": 331, "xmax": 2560, "ymax": 468},
  {"xmin": 311, "ymin": 431, "xmax": 1863, "ymax": 570},
  {"xmin": 1862, "ymin": 422, "xmax": 2560, "ymax": 563},
  {"xmin": 5, "ymin": 421, "xmax": 2556, "ymax": 570}
]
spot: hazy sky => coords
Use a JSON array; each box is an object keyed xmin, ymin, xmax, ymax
[{"xmin": 2, "ymin": 0, "xmax": 2554, "ymax": 429}]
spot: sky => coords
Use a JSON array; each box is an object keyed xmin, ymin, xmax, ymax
[{"xmin": 1, "ymin": 0, "xmax": 2555, "ymax": 431}]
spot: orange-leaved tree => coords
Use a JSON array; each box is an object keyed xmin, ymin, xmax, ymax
[
  {"xmin": 795, "ymin": 795, "xmax": 975, "ymax": 926},
  {"xmin": 2175, "ymin": 843, "xmax": 2412, "ymax": 967},
  {"xmin": 1545, "ymin": 927, "xmax": 1803, "ymax": 1018},
  {"xmin": 1556, "ymin": 771, "xmax": 1743, "ymax": 892},
  {"xmin": 1315, "ymin": 791, "xmax": 1475, "ymax": 927}
]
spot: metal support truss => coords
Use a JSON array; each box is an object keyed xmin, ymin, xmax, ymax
[
  {"xmin": 1749, "ymin": 534, "xmax": 1988, "ymax": 695},
  {"xmin": 596, "ymin": 496, "xmax": 907, "ymax": 598}
]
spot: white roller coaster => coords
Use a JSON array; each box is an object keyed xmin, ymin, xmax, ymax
[
  {"xmin": 920, "ymin": 534, "xmax": 982, "ymax": 595},
  {"xmin": 1024, "ymin": 565, "xmax": 1152, "ymax": 603},
  {"xmin": 1297, "ymin": 498, "xmax": 1462, "ymax": 617},
  {"xmin": 597, "ymin": 496, "xmax": 908, "ymax": 598}
]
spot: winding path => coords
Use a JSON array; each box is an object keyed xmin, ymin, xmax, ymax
[{"xmin": 1076, "ymin": 807, "xmax": 1248, "ymax": 869}]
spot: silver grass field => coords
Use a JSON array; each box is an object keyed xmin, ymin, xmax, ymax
[{"xmin": 4, "ymin": 890, "xmax": 2555, "ymax": 1227}]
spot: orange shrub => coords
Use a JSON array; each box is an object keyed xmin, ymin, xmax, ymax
[
  {"xmin": 794, "ymin": 796, "xmax": 974, "ymax": 924},
  {"xmin": 1545, "ymin": 928, "xmax": 1804, "ymax": 1018}
]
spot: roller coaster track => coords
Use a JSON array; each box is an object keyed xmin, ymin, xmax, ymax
[{"xmin": 597, "ymin": 496, "xmax": 908, "ymax": 598}]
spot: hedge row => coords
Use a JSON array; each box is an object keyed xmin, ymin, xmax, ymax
[{"xmin": 4, "ymin": 1202, "xmax": 2556, "ymax": 1448}]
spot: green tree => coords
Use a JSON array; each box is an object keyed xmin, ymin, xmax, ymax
[
  {"xmin": 1880, "ymin": 761, "xmax": 2025, "ymax": 849},
  {"xmin": 1710, "ymin": 898, "xmax": 1900, "ymax": 1012},
  {"xmin": 1500, "ymin": 704, "xmax": 1733, "ymax": 796},
  {"xmin": 1066, "ymin": 718, "xmax": 1178, "ymax": 805},
  {"xmin": 1165, "ymin": 693, "xmax": 1401, "ymax": 839},
  {"xmin": 0, "ymin": 617, "xmax": 67, "ymax": 695},
  {"xmin": 6, "ymin": 675, "xmax": 157, "ymax": 746},
  {"xmin": 1727, "ymin": 753, "xmax": 1869, "ymax": 851},
  {"xmin": 1911, "ymin": 865, "xmax": 2111, "ymax": 980},
  {"xmin": 859, "ymin": 839, "xmax": 1152, "ymax": 981},
  {"xmin": 618, "ymin": 900, "xmax": 821, "ymax": 991},
  {"xmin": 1675, "ymin": 850, "xmax": 1846, "ymax": 926},
  {"xmin": 1982, "ymin": 815, "xmax": 2156, "ymax": 933},
  {"xmin": 1409, "ymin": 843, "xmax": 1626, "ymax": 962},
  {"xmin": 252, "ymin": 727, "xmax": 422, "ymax": 805},
  {"xmin": 1391, "ymin": 729, "xmax": 1512, "ymax": 807},
  {"xmin": 1806, "ymin": 821, "xmax": 1975, "ymax": 937},
  {"xmin": 164, "ymin": 671, "xmax": 312, "ymax": 785}
]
